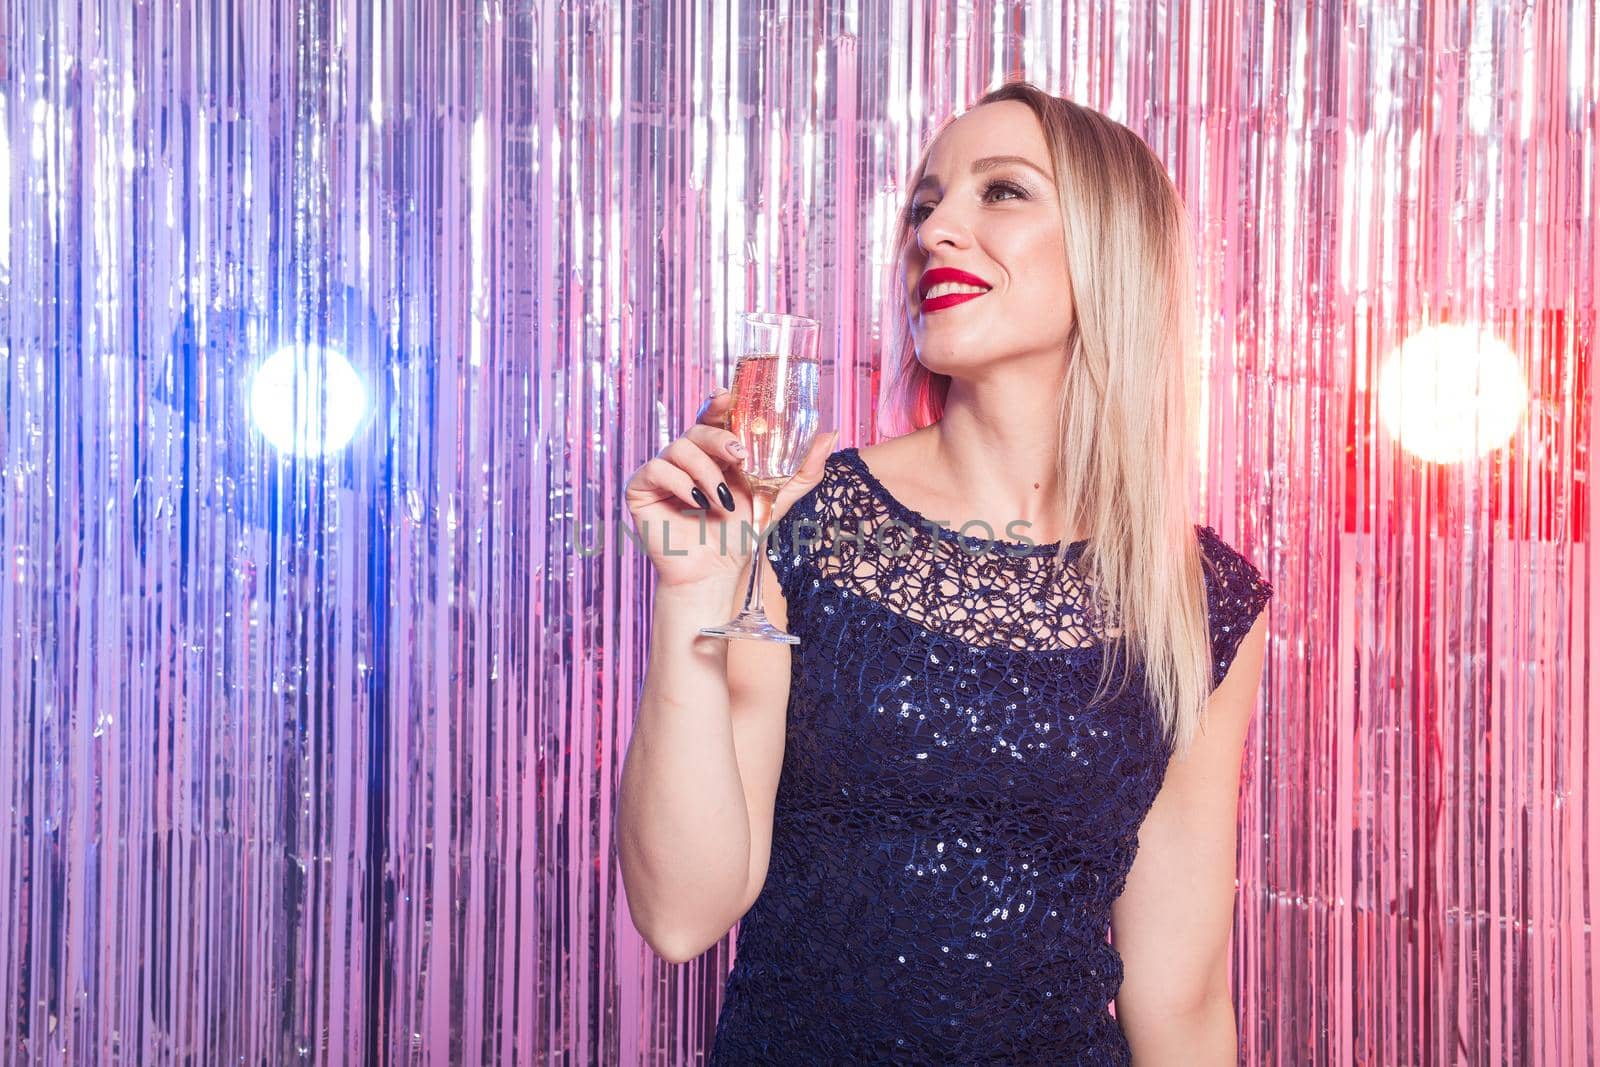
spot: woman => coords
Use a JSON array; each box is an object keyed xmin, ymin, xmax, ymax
[{"xmin": 619, "ymin": 80, "xmax": 1272, "ymax": 1065}]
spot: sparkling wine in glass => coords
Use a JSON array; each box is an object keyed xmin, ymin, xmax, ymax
[{"xmin": 699, "ymin": 312, "xmax": 821, "ymax": 644}]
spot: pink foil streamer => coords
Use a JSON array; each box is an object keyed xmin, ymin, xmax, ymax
[{"xmin": 0, "ymin": 1, "xmax": 1594, "ymax": 1064}]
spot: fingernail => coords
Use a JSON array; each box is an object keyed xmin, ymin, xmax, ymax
[
  {"xmin": 726, "ymin": 440, "xmax": 746, "ymax": 457},
  {"xmin": 711, "ymin": 386, "xmax": 729, "ymax": 397},
  {"xmin": 716, "ymin": 482, "xmax": 736, "ymax": 512},
  {"xmin": 690, "ymin": 486, "xmax": 711, "ymax": 510}
]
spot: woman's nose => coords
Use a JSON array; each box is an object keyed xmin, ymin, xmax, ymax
[{"xmin": 921, "ymin": 206, "xmax": 966, "ymax": 246}]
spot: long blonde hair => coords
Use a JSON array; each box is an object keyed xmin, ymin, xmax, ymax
[{"xmin": 879, "ymin": 80, "xmax": 1213, "ymax": 759}]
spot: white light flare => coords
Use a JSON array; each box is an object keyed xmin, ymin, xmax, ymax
[
  {"xmin": 1377, "ymin": 324, "xmax": 1529, "ymax": 465},
  {"xmin": 249, "ymin": 344, "xmax": 369, "ymax": 457}
]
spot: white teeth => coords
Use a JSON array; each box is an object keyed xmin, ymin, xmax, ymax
[{"xmin": 924, "ymin": 281, "xmax": 989, "ymax": 299}]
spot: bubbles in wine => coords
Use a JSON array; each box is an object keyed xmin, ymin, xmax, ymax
[{"xmin": 730, "ymin": 353, "xmax": 821, "ymax": 484}]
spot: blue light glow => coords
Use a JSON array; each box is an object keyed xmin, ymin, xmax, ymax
[{"xmin": 248, "ymin": 343, "xmax": 369, "ymax": 456}]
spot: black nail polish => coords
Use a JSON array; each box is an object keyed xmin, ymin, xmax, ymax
[
  {"xmin": 690, "ymin": 486, "xmax": 711, "ymax": 510},
  {"xmin": 716, "ymin": 482, "xmax": 736, "ymax": 512}
]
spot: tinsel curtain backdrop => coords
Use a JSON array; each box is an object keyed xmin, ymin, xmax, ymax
[{"xmin": 1, "ymin": 1, "xmax": 1595, "ymax": 1063}]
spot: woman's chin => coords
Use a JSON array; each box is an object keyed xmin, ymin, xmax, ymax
[
  {"xmin": 915, "ymin": 331, "xmax": 1067, "ymax": 377},
  {"xmin": 915, "ymin": 336, "xmax": 1001, "ymax": 373}
]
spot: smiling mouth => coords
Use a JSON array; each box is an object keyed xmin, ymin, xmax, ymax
[{"xmin": 921, "ymin": 286, "xmax": 990, "ymax": 313}]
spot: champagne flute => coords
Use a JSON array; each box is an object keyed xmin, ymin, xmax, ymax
[{"xmin": 699, "ymin": 312, "xmax": 821, "ymax": 644}]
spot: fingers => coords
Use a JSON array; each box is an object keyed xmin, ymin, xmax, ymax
[
  {"xmin": 772, "ymin": 429, "xmax": 839, "ymax": 515},
  {"xmin": 800, "ymin": 429, "xmax": 839, "ymax": 477},
  {"xmin": 628, "ymin": 390, "xmax": 745, "ymax": 516},
  {"xmin": 632, "ymin": 456, "xmax": 706, "ymax": 511},
  {"xmin": 695, "ymin": 388, "xmax": 734, "ymax": 427},
  {"xmin": 659, "ymin": 436, "xmax": 741, "ymax": 515},
  {"xmin": 682, "ymin": 422, "xmax": 747, "ymax": 469}
]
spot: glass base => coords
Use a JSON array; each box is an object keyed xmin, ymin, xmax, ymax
[{"xmin": 699, "ymin": 612, "xmax": 801, "ymax": 645}]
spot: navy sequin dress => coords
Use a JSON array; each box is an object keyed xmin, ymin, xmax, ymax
[{"xmin": 708, "ymin": 447, "xmax": 1273, "ymax": 1065}]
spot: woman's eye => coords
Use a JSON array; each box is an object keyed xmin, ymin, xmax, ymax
[{"xmin": 906, "ymin": 181, "xmax": 1027, "ymax": 226}]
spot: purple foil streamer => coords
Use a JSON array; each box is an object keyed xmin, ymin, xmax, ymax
[{"xmin": 0, "ymin": 1, "xmax": 1594, "ymax": 1064}]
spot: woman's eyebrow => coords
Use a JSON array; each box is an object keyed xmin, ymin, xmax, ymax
[{"xmin": 915, "ymin": 155, "xmax": 1051, "ymax": 192}]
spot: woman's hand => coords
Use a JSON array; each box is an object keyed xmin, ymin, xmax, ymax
[{"xmin": 625, "ymin": 387, "xmax": 837, "ymax": 591}]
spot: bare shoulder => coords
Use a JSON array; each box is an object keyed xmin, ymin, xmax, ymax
[{"xmin": 855, "ymin": 428, "xmax": 935, "ymax": 482}]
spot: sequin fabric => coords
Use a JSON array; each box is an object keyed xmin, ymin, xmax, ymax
[{"xmin": 708, "ymin": 447, "xmax": 1273, "ymax": 1065}]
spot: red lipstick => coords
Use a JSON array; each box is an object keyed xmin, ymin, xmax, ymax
[
  {"xmin": 917, "ymin": 266, "xmax": 993, "ymax": 314},
  {"xmin": 923, "ymin": 290, "xmax": 987, "ymax": 313}
]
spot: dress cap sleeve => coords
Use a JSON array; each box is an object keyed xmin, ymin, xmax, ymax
[{"xmin": 1195, "ymin": 524, "xmax": 1273, "ymax": 690}]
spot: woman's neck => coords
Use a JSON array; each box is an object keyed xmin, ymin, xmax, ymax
[{"xmin": 882, "ymin": 399, "xmax": 1074, "ymax": 544}]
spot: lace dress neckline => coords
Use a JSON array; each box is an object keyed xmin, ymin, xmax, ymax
[{"xmin": 837, "ymin": 445, "xmax": 1089, "ymax": 560}]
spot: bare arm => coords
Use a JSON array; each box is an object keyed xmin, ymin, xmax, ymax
[
  {"xmin": 1111, "ymin": 609, "xmax": 1270, "ymax": 1065},
  {"xmin": 617, "ymin": 556, "xmax": 793, "ymax": 964},
  {"xmin": 617, "ymin": 413, "xmax": 835, "ymax": 965}
]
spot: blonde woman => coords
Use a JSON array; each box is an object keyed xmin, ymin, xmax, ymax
[{"xmin": 620, "ymin": 79, "xmax": 1273, "ymax": 1064}]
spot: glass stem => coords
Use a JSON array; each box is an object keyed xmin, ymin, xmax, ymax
[{"xmin": 743, "ymin": 486, "xmax": 777, "ymax": 615}]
